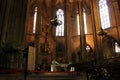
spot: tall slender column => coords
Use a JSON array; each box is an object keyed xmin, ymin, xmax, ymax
[
  {"xmin": 111, "ymin": 1, "xmax": 120, "ymax": 42},
  {"xmin": 51, "ymin": 0, "xmax": 56, "ymax": 61},
  {"xmin": 0, "ymin": 0, "xmax": 28, "ymax": 45},
  {"xmin": 64, "ymin": 0, "xmax": 70, "ymax": 63},
  {"xmin": 78, "ymin": 1, "xmax": 86, "ymax": 62},
  {"xmin": 34, "ymin": 6, "xmax": 42, "ymax": 66},
  {"xmin": 0, "ymin": 0, "xmax": 10, "ymax": 43},
  {"xmin": 19, "ymin": 0, "xmax": 28, "ymax": 45},
  {"xmin": 90, "ymin": 0, "xmax": 100, "ymax": 64}
]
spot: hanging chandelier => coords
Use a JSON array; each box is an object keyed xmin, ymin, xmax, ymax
[{"xmin": 50, "ymin": 16, "xmax": 62, "ymax": 26}]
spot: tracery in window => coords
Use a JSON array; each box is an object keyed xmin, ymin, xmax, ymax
[
  {"xmin": 99, "ymin": 0, "xmax": 110, "ymax": 29},
  {"xmin": 33, "ymin": 7, "xmax": 38, "ymax": 33},
  {"xmin": 56, "ymin": 9, "xmax": 64, "ymax": 36},
  {"xmin": 77, "ymin": 11, "xmax": 87, "ymax": 35}
]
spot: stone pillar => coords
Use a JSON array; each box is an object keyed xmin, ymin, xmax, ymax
[
  {"xmin": 0, "ymin": 0, "xmax": 12, "ymax": 43},
  {"xmin": 34, "ymin": 3, "xmax": 42, "ymax": 66},
  {"xmin": 0, "ymin": 0, "xmax": 28, "ymax": 45},
  {"xmin": 90, "ymin": 0, "xmax": 102, "ymax": 64},
  {"xmin": 110, "ymin": 0, "xmax": 120, "ymax": 41},
  {"xmin": 50, "ymin": 0, "xmax": 56, "ymax": 61},
  {"xmin": 78, "ymin": 1, "xmax": 86, "ymax": 62},
  {"xmin": 64, "ymin": 1, "xmax": 72, "ymax": 63}
]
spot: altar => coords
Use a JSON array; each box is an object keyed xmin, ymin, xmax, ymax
[{"xmin": 50, "ymin": 60, "xmax": 68, "ymax": 72}]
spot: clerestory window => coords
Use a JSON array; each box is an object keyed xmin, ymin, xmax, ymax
[
  {"xmin": 77, "ymin": 10, "xmax": 87, "ymax": 35},
  {"xmin": 33, "ymin": 7, "xmax": 38, "ymax": 33},
  {"xmin": 99, "ymin": 0, "xmax": 110, "ymax": 29}
]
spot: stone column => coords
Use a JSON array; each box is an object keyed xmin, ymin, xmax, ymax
[
  {"xmin": 0, "ymin": 0, "xmax": 27, "ymax": 45},
  {"xmin": 78, "ymin": 1, "xmax": 86, "ymax": 62},
  {"xmin": 64, "ymin": 1, "xmax": 72, "ymax": 63},
  {"xmin": 0, "ymin": 0, "xmax": 12, "ymax": 43}
]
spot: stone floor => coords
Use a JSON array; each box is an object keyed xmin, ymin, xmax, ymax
[{"xmin": 0, "ymin": 71, "xmax": 87, "ymax": 80}]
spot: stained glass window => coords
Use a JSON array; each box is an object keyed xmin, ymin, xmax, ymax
[
  {"xmin": 56, "ymin": 9, "xmax": 64, "ymax": 36},
  {"xmin": 99, "ymin": 0, "xmax": 110, "ymax": 29}
]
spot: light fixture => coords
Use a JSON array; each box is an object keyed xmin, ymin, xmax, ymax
[
  {"xmin": 97, "ymin": 28, "xmax": 107, "ymax": 36},
  {"xmin": 50, "ymin": 16, "xmax": 62, "ymax": 26}
]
